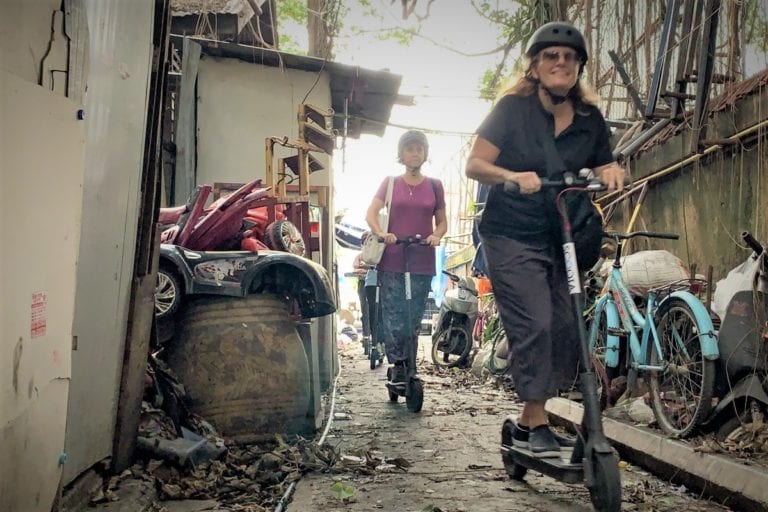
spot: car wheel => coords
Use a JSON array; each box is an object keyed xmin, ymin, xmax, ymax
[{"xmin": 155, "ymin": 267, "xmax": 182, "ymax": 319}]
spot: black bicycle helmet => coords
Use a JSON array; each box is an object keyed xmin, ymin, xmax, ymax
[
  {"xmin": 526, "ymin": 21, "xmax": 588, "ymax": 66},
  {"xmin": 397, "ymin": 130, "xmax": 429, "ymax": 160}
]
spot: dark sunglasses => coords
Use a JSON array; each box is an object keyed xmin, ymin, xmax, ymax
[{"xmin": 540, "ymin": 49, "xmax": 582, "ymax": 64}]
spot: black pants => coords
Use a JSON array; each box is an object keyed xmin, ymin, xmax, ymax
[
  {"xmin": 378, "ymin": 271, "xmax": 432, "ymax": 364},
  {"xmin": 481, "ymin": 234, "xmax": 578, "ymax": 401}
]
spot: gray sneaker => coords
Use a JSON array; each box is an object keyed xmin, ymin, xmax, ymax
[
  {"xmin": 513, "ymin": 424, "xmax": 576, "ymax": 449},
  {"xmin": 529, "ymin": 426, "xmax": 561, "ymax": 458},
  {"xmin": 388, "ymin": 364, "xmax": 407, "ymax": 384}
]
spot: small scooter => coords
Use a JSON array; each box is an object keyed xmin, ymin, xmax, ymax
[
  {"xmin": 431, "ymin": 270, "xmax": 478, "ymax": 368},
  {"xmin": 702, "ymin": 231, "xmax": 768, "ymax": 437},
  {"xmin": 385, "ymin": 235, "xmax": 429, "ymax": 413},
  {"xmin": 499, "ymin": 174, "xmax": 621, "ymax": 511}
]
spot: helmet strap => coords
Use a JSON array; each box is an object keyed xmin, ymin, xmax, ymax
[{"xmin": 540, "ymin": 84, "xmax": 570, "ymax": 105}]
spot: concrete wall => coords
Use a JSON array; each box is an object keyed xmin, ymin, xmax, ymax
[
  {"xmin": 196, "ymin": 55, "xmax": 331, "ymax": 188},
  {"xmin": 613, "ymin": 81, "xmax": 768, "ymax": 281},
  {"xmin": 64, "ymin": 0, "xmax": 154, "ymax": 483}
]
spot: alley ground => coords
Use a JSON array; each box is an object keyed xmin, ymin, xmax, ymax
[{"xmin": 286, "ymin": 338, "xmax": 732, "ymax": 512}]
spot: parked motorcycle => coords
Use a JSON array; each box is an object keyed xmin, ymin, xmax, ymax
[
  {"xmin": 431, "ymin": 270, "xmax": 478, "ymax": 368},
  {"xmin": 703, "ymin": 231, "xmax": 768, "ymax": 438}
]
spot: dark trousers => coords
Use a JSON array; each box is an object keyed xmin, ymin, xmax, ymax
[
  {"xmin": 481, "ymin": 234, "xmax": 578, "ymax": 401},
  {"xmin": 378, "ymin": 271, "xmax": 432, "ymax": 364}
]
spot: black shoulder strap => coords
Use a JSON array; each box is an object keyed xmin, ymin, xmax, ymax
[{"xmin": 532, "ymin": 109, "xmax": 567, "ymax": 178}]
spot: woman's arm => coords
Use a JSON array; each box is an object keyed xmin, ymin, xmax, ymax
[
  {"xmin": 427, "ymin": 208, "xmax": 447, "ymax": 247},
  {"xmin": 465, "ymin": 137, "xmax": 542, "ymax": 194}
]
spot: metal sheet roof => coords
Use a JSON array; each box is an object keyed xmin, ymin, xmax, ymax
[{"xmin": 170, "ymin": 0, "xmax": 264, "ymax": 16}]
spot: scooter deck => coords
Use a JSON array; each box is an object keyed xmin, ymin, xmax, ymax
[
  {"xmin": 500, "ymin": 444, "xmax": 584, "ymax": 484},
  {"xmin": 385, "ymin": 377, "xmax": 419, "ymax": 395}
]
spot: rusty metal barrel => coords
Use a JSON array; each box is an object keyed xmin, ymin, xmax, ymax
[{"xmin": 164, "ymin": 293, "xmax": 312, "ymax": 439}]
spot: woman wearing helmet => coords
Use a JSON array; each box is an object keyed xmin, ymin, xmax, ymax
[
  {"xmin": 365, "ymin": 130, "xmax": 447, "ymax": 384},
  {"xmin": 465, "ymin": 22, "xmax": 625, "ymax": 457}
]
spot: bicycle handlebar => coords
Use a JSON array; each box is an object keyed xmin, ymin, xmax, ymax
[
  {"xmin": 742, "ymin": 231, "xmax": 765, "ymax": 255},
  {"xmin": 442, "ymin": 269, "xmax": 460, "ymax": 282},
  {"xmin": 604, "ymin": 231, "xmax": 679, "ymax": 241}
]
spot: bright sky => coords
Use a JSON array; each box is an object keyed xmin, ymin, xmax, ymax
[
  {"xmin": 331, "ymin": 2, "xmax": 511, "ymax": 225},
  {"xmin": 285, "ymin": 2, "xmax": 519, "ymax": 225},
  {"xmin": 283, "ymin": 2, "xmax": 519, "ymax": 307}
]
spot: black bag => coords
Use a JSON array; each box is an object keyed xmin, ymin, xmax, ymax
[{"xmin": 539, "ymin": 122, "xmax": 604, "ymax": 271}]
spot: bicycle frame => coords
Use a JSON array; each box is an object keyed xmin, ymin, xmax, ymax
[
  {"xmin": 590, "ymin": 268, "xmax": 665, "ymax": 372},
  {"xmin": 590, "ymin": 266, "xmax": 720, "ymax": 374}
]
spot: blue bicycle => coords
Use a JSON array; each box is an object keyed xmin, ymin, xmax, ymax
[{"xmin": 589, "ymin": 231, "xmax": 719, "ymax": 438}]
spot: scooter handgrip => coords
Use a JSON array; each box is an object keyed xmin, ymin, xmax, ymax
[
  {"xmin": 503, "ymin": 181, "xmax": 520, "ymax": 193},
  {"xmin": 742, "ymin": 231, "xmax": 765, "ymax": 255}
]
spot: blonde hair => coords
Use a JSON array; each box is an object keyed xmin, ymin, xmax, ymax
[{"xmin": 498, "ymin": 56, "xmax": 600, "ymax": 114}]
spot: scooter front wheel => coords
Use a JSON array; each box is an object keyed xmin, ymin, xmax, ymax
[
  {"xmin": 405, "ymin": 379, "xmax": 424, "ymax": 412},
  {"xmin": 588, "ymin": 452, "xmax": 622, "ymax": 512}
]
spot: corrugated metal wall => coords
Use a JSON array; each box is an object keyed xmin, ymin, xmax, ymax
[{"xmin": 63, "ymin": 0, "xmax": 154, "ymax": 484}]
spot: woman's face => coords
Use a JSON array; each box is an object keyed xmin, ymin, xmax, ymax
[
  {"xmin": 532, "ymin": 45, "xmax": 581, "ymax": 95},
  {"xmin": 401, "ymin": 143, "xmax": 426, "ymax": 169}
]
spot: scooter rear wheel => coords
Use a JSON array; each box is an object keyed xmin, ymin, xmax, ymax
[
  {"xmin": 500, "ymin": 418, "xmax": 527, "ymax": 481},
  {"xmin": 405, "ymin": 379, "xmax": 424, "ymax": 412},
  {"xmin": 588, "ymin": 452, "xmax": 622, "ymax": 512}
]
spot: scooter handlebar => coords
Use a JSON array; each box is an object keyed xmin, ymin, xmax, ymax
[
  {"xmin": 377, "ymin": 235, "xmax": 430, "ymax": 246},
  {"xmin": 503, "ymin": 175, "xmax": 630, "ymax": 194}
]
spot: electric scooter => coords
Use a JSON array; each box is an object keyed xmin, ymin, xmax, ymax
[
  {"xmin": 499, "ymin": 174, "xmax": 622, "ymax": 511},
  {"xmin": 384, "ymin": 235, "xmax": 429, "ymax": 413}
]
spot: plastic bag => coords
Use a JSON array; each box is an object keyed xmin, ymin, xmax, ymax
[{"xmin": 598, "ymin": 250, "xmax": 689, "ymax": 296}]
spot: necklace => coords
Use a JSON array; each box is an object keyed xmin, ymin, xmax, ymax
[{"xmin": 407, "ymin": 184, "xmax": 414, "ymax": 196}]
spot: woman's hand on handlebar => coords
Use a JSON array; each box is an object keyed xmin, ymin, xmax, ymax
[
  {"xmin": 425, "ymin": 234, "xmax": 441, "ymax": 247},
  {"xmin": 512, "ymin": 171, "xmax": 542, "ymax": 195},
  {"xmin": 378, "ymin": 232, "xmax": 397, "ymax": 244},
  {"xmin": 596, "ymin": 163, "xmax": 626, "ymax": 192}
]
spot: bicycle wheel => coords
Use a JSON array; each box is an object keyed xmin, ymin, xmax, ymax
[
  {"xmin": 647, "ymin": 297, "xmax": 715, "ymax": 438},
  {"xmin": 487, "ymin": 327, "xmax": 509, "ymax": 375}
]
